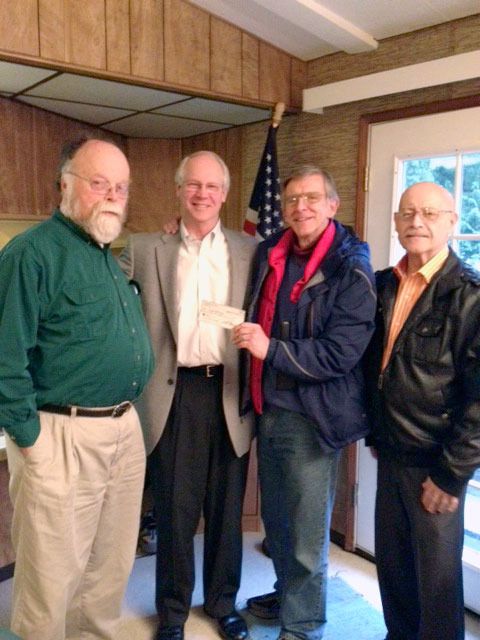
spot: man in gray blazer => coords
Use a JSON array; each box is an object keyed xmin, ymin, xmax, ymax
[{"xmin": 120, "ymin": 151, "xmax": 255, "ymax": 640}]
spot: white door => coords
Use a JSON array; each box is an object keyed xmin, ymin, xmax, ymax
[{"xmin": 357, "ymin": 106, "xmax": 480, "ymax": 613}]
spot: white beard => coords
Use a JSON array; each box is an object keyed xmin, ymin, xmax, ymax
[
  {"xmin": 83, "ymin": 208, "xmax": 126, "ymax": 244},
  {"xmin": 64, "ymin": 197, "xmax": 127, "ymax": 245}
]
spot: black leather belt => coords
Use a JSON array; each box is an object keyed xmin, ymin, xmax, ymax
[
  {"xmin": 40, "ymin": 401, "xmax": 132, "ymax": 418},
  {"xmin": 178, "ymin": 365, "xmax": 223, "ymax": 378}
]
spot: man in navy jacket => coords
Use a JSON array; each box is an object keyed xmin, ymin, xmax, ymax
[{"xmin": 232, "ymin": 166, "xmax": 376, "ymax": 640}]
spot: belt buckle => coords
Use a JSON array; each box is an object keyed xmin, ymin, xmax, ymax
[
  {"xmin": 206, "ymin": 365, "xmax": 215, "ymax": 378},
  {"xmin": 111, "ymin": 401, "xmax": 131, "ymax": 418}
]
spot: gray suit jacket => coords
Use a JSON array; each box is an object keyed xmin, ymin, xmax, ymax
[{"xmin": 119, "ymin": 227, "xmax": 256, "ymax": 456}]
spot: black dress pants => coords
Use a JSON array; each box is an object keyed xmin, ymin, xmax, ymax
[
  {"xmin": 375, "ymin": 454, "xmax": 467, "ymax": 640},
  {"xmin": 148, "ymin": 367, "xmax": 249, "ymax": 625}
]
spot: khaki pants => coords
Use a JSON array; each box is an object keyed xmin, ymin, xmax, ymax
[{"xmin": 6, "ymin": 407, "xmax": 146, "ymax": 640}]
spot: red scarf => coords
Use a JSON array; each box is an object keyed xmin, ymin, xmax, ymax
[{"xmin": 250, "ymin": 220, "xmax": 336, "ymax": 414}]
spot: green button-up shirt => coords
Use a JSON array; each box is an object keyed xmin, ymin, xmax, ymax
[{"xmin": 0, "ymin": 210, "xmax": 154, "ymax": 447}]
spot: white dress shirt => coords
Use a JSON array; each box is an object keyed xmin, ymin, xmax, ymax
[{"xmin": 176, "ymin": 220, "xmax": 230, "ymax": 366}]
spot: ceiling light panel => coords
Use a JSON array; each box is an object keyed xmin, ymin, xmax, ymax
[
  {"xmin": 16, "ymin": 96, "xmax": 135, "ymax": 124},
  {"xmin": 104, "ymin": 113, "xmax": 232, "ymax": 138},
  {"xmin": 0, "ymin": 61, "xmax": 57, "ymax": 93},
  {"xmin": 24, "ymin": 73, "xmax": 189, "ymax": 110},
  {"xmin": 154, "ymin": 98, "xmax": 270, "ymax": 124}
]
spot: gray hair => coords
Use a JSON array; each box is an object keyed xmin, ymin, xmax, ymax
[
  {"xmin": 283, "ymin": 165, "xmax": 339, "ymax": 202},
  {"xmin": 175, "ymin": 150, "xmax": 231, "ymax": 193}
]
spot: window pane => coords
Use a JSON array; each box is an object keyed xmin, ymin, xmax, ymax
[
  {"xmin": 460, "ymin": 152, "xmax": 480, "ymax": 234},
  {"xmin": 464, "ymin": 476, "xmax": 480, "ymax": 556},
  {"xmin": 457, "ymin": 240, "xmax": 480, "ymax": 270},
  {"xmin": 403, "ymin": 156, "xmax": 455, "ymax": 191}
]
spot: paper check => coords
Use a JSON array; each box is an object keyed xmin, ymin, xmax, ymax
[{"xmin": 200, "ymin": 300, "xmax": 245, "ymax": 329}]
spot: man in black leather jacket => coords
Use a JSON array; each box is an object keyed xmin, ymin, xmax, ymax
[{"xmin": 364, "ymin": 181, "xmax": 480, "ymax": 640}]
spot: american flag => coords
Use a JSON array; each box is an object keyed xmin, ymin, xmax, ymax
[{"xmin": 243, "ymin": 125, "xmax": 283, "ymax": 240}]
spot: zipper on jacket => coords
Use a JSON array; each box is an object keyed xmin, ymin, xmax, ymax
[{"xmin": 377, "ymin": 373, "xmax": 383, "ymax": 390}]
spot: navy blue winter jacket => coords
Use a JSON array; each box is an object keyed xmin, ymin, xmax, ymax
[{"xmin": 244, "ymin": 221, "xmax": 377, "ymax": 452}]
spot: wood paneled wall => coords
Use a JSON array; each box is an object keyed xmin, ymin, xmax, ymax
[
  {"xmin": 0, "ymin": 98, "xmax": 111, "ymax": 219},
  {"xmin": 0, "ymin": 0, "xmax": 306, "ymax": 110},
  {"xmin": 125, "ymin": 138, "xmax": 181, "ymax": 232}
]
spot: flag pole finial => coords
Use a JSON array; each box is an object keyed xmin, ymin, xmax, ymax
[{"xmin": 272, "ymin": 102, "xmax": 285, "ymax": 128}]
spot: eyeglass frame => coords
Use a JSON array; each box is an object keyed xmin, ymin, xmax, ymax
[
  {"xmin": 283, "ymin": 192, "xmax": 329, "ymax": 208},
  {"xmin": 182, "ymin": 180, "xmax": 224, "ymax": 194},
  {"xmin": 394, "ymin": 207, "xmax": 454, "ymax": 222},
  {"xmin": 64, "ymin": 170, "xmax": 130, "ymax": 198}
]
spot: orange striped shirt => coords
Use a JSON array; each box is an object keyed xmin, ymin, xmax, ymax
[{"xmin": 381, "ymin": 247, "xmax": 449, "ymax": 371}]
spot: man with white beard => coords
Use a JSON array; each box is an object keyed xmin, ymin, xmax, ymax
[{"xmin": 0, "ymin": 137, "xmax": 154, "ymax": 640}]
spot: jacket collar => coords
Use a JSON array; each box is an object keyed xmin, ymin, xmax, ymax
[{"xmin": 378, "ymin": 250, "xmax": 475, "ymax": 299}]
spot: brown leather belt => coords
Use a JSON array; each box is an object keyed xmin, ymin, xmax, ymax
[{"xmin": 40, "ymin": 401, "xmax": 132, "ymax": 418}]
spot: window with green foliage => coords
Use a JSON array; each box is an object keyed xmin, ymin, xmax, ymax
[{"xmin": 401, "ymin": 152, "xmax": 480, "ymax": 270}]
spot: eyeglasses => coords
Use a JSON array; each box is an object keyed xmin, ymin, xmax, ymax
[
  {"xmin": 394, "ymin": 207, "xmax": 453, "ymax": 222},
  {"xmin": 284, "ymin": 192, "xmax": 327, "ymax": 208},
  {"xmin": 65, "ymin": 171, "xmax": 130, "ymax": 198},
  {"xmin": 183, "ymin": 181, "xmax": 223, "ymax": 194}
]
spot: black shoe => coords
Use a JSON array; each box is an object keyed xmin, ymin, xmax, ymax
[
  {"xmin": 246, "ymin": 591, "xmax": 280, "ymax": 619},
  {"xmin": 217, "ymin": 611, "xmax": 249, "ymax": 640},
  {"xmin": 155, "ymin": 625, "xmax": 184, "ymax": 640}
]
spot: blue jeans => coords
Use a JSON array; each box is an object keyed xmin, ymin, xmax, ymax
[{"xmin": 258, "ymin": 407, "xmax": 340, "ymax": 640}]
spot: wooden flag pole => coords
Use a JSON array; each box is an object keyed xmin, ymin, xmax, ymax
[{"xmin": 272, "ymin": 102, "xmax": 285, "ymax": 128}]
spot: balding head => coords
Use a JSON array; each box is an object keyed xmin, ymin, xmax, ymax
[{"xmin": 395, "ymin": 181, "xmax": 458, "ymax": 271}]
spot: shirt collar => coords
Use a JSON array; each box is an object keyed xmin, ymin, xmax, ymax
[
  {"xmin": 53, "ymin": 209, "xmax": 109, "ymax": 251},
  {"xmin": 180, "ymin": 218, "xmax": 223, "ymax": 247},
  {"xmin": 394, "ymin": 246, "xmax": 449, "ymax": 283}
]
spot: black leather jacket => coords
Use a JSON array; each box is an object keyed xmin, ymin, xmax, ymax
[{"xmin": 364, "ymin": 250, "xmax": 480, "ymax": 496}]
